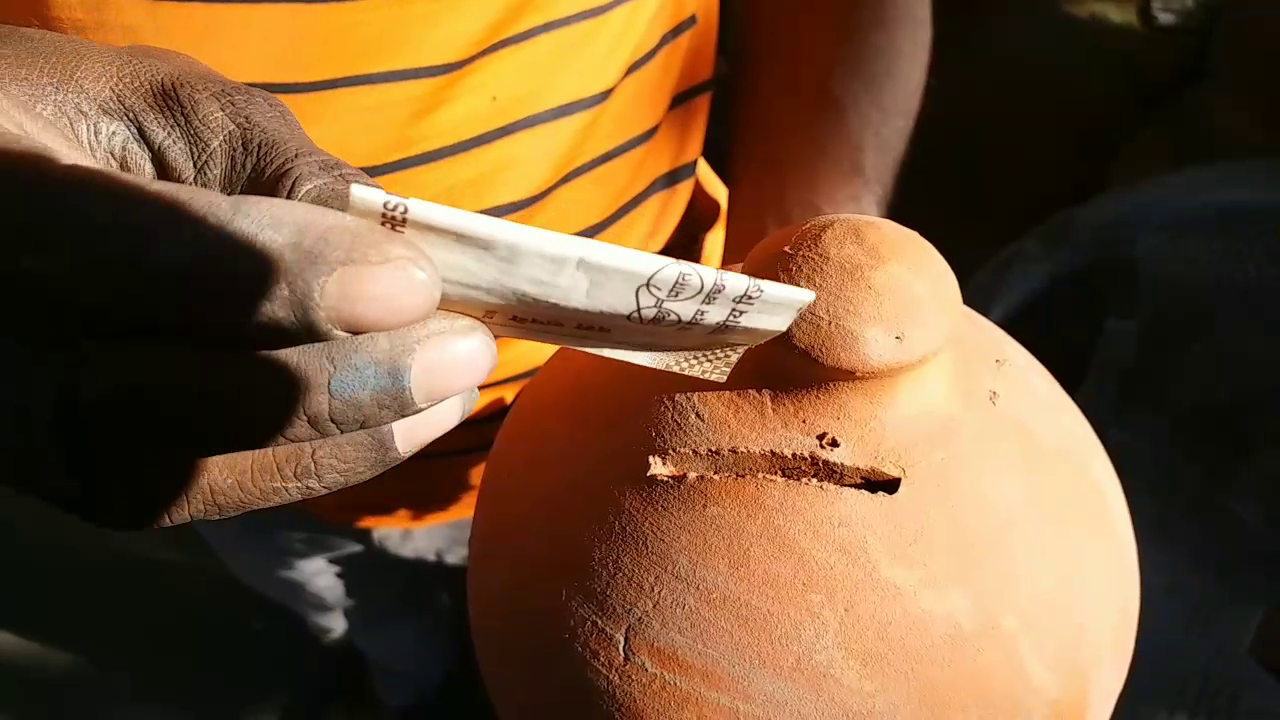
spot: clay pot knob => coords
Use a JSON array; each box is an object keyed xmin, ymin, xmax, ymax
[{"xmin": 742, "ymin": 215, "xmax": 963, "ymax": 378}]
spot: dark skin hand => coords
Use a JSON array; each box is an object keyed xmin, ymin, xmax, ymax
[
  {"xmin": 0, "ymin": 27, "xmax": 498, "ymax": 529},
  {"xmin": 722, "ymin": 0, "xmax": 932, "ymax": 264}
]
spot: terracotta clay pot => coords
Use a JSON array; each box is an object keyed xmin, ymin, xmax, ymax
[{"xmin": 468, "ymin": 215, "xmax": 1141, "ymax": 718}]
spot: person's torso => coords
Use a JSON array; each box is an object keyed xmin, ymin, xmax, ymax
[{"xmin": 1, "ymin": 0, "xmax": 724, "ymax": 526}]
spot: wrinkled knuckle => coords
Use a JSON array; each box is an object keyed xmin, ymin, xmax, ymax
[
  {"xmin": 316, "ymin": 359, "xmax": 361, "ymax": 434},
  {"xmin": 254, "ymin": 448, "xmax": 294, "ymax": 493},
  {"xmin": 307, "ymin": 435, "xmax": 381, "ymax": 497},
  {"xmin": 224, "ymin": 84, "xmax": 297, "ymax": 134},
  {"xmin": 158, "ymin": 494, "xmax": 194, "ymax": 528},
  {"xmin": 50, "ymin": 52, "xmax": 159, "ymax": 174},
  {"xmin": 227, "ymin": 88, "xmax": 368, "ymax": 204},
  {"xmin": 253, "ymin": 444, "xmax": 329, "ymax": 505},
  {"xmin": 186, "ymin": 450, "xmax": 292, "ymax": 518},
  {"xmin": 216, "ymin": 87, "xmax": 299, "ymax": 150},
  {"xmin": 129, "ymin": 61, "xmax": 286, "ymax": 190},
  {"xmin": 174, "ymin": 458, "xmax": 245, "ymax": 524},
  {"xmin": 290, "ymin": 445, "xmax": 324, "ymax": 491},
  {"xmin": 124, "ymin": 56, "xmax": 357, "ymax": 202},
  {"xmin": 270, "ymin": 151, "xmax": 370, "ymax": 207},
  {"xmin": 122, "ymin": 66, "xmax": 241, "ymax": 186},
  {"xmin": 184, "ymin": 82, "xmax": 260, "ymax": 187},
  {"xmin": 283, "ymin": 353, "xmax": 346, "ymax": 440}
]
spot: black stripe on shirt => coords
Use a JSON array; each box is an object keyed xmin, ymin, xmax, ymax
[
  {"xmin": 157, "ymin": 1, "xmax": 356, "ymax": 4},
  {"xmin": 248, "ymin": 0, "xmax": 639, "ymax": 93},
  {"xmin": 359, "ymin": 14, "xmax": 698, "ymax": 178},
  {"xmin": 576, "ymin": 160, "xmax": 698, "ymax": 239},
  {"xmin": 480, "ymin": 77, "xmax": 714, "ymax": 218}
]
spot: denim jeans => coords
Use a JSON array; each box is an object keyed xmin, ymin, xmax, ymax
[{"xmin": 195, "ymin": 505, "xmax": 473, "ymax": 709}]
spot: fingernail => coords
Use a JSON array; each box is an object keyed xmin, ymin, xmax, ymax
[
  {"xmin": 391, "ymin": 389, "xmax": 476, "ymax": 456},
  {"xmin": 410, "ymin": 330, "xmax": 497, "ymax": 407},
  {"xmin": 322, "ymin": 259, "xmax": 439, "ymax": 333}
]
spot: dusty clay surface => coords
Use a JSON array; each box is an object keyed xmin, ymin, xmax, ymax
[
  {"xmin": 468, "ymin": 216, "xmax": 1141, "ymax": 718},
  {"xmin": 739, "ymin": 215, "xmax": 962, "ymax": 378}
]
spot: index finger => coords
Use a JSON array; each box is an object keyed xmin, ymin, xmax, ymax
[{"xmin": 1, "ymin": 150, "xmax": 440, "ymax": 347}]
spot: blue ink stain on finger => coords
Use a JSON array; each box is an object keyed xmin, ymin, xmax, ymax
[{"xmin": 328, "ymin": 349, "xmax": 411, "ymax": 409}]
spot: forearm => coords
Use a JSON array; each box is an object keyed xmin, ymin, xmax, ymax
[{"xmin": 722, "ymin": 1, "xmax": 931, "ymax": 264}]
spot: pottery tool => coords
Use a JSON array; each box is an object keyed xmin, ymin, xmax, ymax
[{"xmin": 346, "ymin": 184, "xmax": 816, "ymax": 382}]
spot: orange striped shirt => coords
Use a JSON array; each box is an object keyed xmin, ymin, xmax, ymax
[{"xmin": 1, "ymin": 0, "xmax": 728, "ymax": 527}]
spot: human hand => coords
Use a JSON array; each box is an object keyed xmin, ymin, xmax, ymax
[
  {"xmin": 0, "ymin": 25, "xmax": 367, "ymax": 209},
  {"xmin": 0, "ymin": 28, "xmax": 498, "ymax": 528}
]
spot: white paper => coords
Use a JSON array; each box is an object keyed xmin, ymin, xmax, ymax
[{"xmin": 346, "ymin": 185, "xmax": 815, "ymax": 382}]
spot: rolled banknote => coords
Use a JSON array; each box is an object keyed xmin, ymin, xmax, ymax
[{"xmin": 345, "ymin": 184, "xmax": 816, "ymax": 382}]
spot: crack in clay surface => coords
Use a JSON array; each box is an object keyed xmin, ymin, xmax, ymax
[
  {"xmin": 596, "ymin": 609, "xmax": 754, "ymax": 715},
  {"xmin": 648, "ymin": 449, "xmax": 903, "ymax": 495}
]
